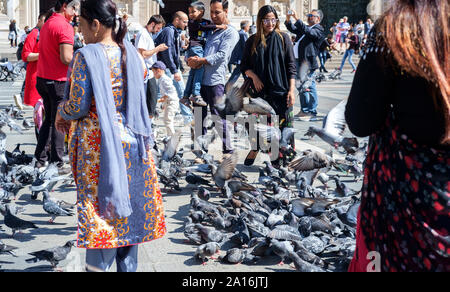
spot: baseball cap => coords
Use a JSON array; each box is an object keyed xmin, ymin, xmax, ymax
[{"xmin": 152, "ymin": 61, "xmax": 167, "ymax": 71}]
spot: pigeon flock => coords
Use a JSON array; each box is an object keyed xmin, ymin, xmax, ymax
[
  {"xmin": 149, "ymin": 83, "xmax": 368, "ymax": 272},
  {"xmin": 1, "ymin": 75, "xmax": 367, "ymax": 272},
  {"xmin": 0, "ymin": 105, "xmax": 76, "ymax": 271}
]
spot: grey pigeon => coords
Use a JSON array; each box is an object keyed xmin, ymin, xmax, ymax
[
  {"xmin": 220, "ymin": 248, "xmax": 247, "ymax": 264},
  {"xmin": 184, "ymin": 217, "xmax": 203, "ymax": 245},
  {"xmin": 194, "ymin": 223, "xmax": 225, "ymax": 243},
  {"xmin": 195, "ymin": 242, "xmax": 221, "ymax": 265},
  {"xmin": 25, "ymin": 240, "xmax": 75, "ymax": 271},
  {"xmin": 0, "ymin": 239, "xmax": 18, "ymax": 256},
  {"xmin": 186, "ymin": 171, "xmax": 212, "ymax": 186},
  {"xmin": 162, "ymin": 131, "xmax": 181, "ymax": 162},
  {"xmin": 3, "ymin": 204, "xmax": 38, "ymax": 237},
  {"xmin": 197, "ymin": 187, "xmax": 211, "ymax": 201},
  {"xmin": 288, "ymin": 251, "xmax": 326, "ymax": 272},
  {"xmin": 209, "ymin": 152, "xmax": 238, "ymax": 188},
  {"xmin": 0, "ymin": 203, "xmax": 25, "ymax": 216},
  {"xmin": 42, "ymin": 191, "xmax": 74, "ymax": 223},
  {"xmin": 302, "ymin": 235, "xmax": 326, "ymax": 255},
  {"xmin": 289, "ymin": 150, "xmax": 333, "ymax": 172},
  {"xmin": 269, "ymin": 239, "xmax": 294, "ymax": 265}
]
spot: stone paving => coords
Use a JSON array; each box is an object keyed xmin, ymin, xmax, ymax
[{"xmin": 0, "ymin": 46, "xmax": 362, "ymax": 272}]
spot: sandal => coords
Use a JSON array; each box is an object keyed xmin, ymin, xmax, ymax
[{"xmin": 244, "ymin": 150, "xmax": 259, "ymax": 166}]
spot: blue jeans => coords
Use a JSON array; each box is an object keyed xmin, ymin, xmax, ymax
[
  {"xmin": 164, "ymin": 69, "xmax": 193, "ymax": 123},
  {"xmin": 296, "ymin": 59, "xmax": 318, "ymax": 115},
  {"xmin": 184, "ymin": 46, "xmax": 204, "ymax": 98},
  {"xmin": 85, "ymin": 245, "xmax": 138, "ymax": 272},
  {"xmin": 318, "ymin": 51, "xmax": 327, "ymax": 69},
  {"xmin": 339, "ymin": 49, "xmax": 357, "ymax": 71}
]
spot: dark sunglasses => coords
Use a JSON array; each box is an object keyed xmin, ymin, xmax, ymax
[{"xmin": 307, "ymin": 14, "xmax": 319, "ymax": 18}]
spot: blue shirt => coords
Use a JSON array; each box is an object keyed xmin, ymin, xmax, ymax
[{"xmin": 202, "ymin": 25, "xmax": 239, "ymax": 86}]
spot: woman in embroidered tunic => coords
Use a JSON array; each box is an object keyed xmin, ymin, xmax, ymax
[{"xmin": 55, "ymin": 0, "xmax": 166, "ymax": 272}]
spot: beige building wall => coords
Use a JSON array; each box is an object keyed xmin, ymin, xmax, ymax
[{"xmin": 2, "ymin": 0, "xmax": 389, "ymax": 33}]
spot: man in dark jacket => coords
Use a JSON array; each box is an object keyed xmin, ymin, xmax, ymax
[
  {"xmin": 226, "ymin": 20, "xmax": 250, "ymax": 87},
  {"xmin": 155, "ymin": 11, "xmax": 193, "ymax": 124},
  {"xmin": 285, "ymin": 9, "xmax": 325, "ymax": 118}
]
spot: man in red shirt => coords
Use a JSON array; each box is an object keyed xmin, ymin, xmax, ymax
[{"xmin": 35, "ymin": 0, "xmax": 78, "ymax": 169}]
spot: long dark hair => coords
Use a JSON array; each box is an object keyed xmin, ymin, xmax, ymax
[
  {"xmin": 80, "ymin": 0, "xmax": 128, "ymax": 78},
  {"xmin": 378, "ymin": 0, "xmax": 449, "ymax": 144},
  {"xmin": 55, "ymin": 0, "xmax": 72, "ymax": 11},
  {"xmin": 251, "ymin": 5, "xmax": 283, "ymax": 55}
]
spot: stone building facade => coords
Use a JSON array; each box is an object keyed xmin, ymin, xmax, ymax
[{"xmin": 1, "ymin": 0, "xmax": 389, "ymax": 32}]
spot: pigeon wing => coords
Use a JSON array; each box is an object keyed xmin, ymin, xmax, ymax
[
  {"xmin": 215, "ymin": 152, "xmax": 238, "ymax": 182},
  {"xmin": 323, "ymin": 100, "xmax": 348, "ymax": 137}
]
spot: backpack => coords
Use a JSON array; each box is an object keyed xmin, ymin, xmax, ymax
[{"xmin": 16, "ymin": 42, "xmax": 24, "ymax": 61}]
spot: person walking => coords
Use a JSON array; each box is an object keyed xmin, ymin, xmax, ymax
[
  {"xmin": 285, "ymin": 9, "xmax": 325, "ymax": 118},
  {"xmin": 35, "ymin": 0, "xmax": 78, "ymax": 170},
  {"xmin": 155, "ymin": 11, "xmax": 193, "ymax": 124},
  {"xmin": 318, "ymin": 35, "xmax": 333, "ymax": 73},
  {"xmin": 355, "ymin": 20, "xmax": 365, "ymax": 47},
  {"xmin": 55, "ymin": 0, "xmax": 166, "ymax": 272},
  {"xmin": 22, "ymin": 13, "xmax": 46, "ymax": 112},
  {"xmin": 8, "ymin": 20, "xmax": 18, "ymax": 48},
  {"xmin": 345, "ymin": 0, "xmax": 449, "ymax": 272},
  {"xmin": 187, "ymin": 0, "xmax": 239, "ymax": 155},
  {"xmin": 337, "ymin": 30, "xmax": 358, "ymax": 73},
  {"xmin": 336, "ymin": 16, "xmax": 350, "ymax": 53},
  {"xmin": 240, "ymin": 5, "xmax": 296, "ymax": 167},
  {"xmin": 226, "ymin": 20, "xmax": 250, "ymax": 87},
  {"xmin": 135, "ymin": 15, "xmax": 168, "ymax": 118},
  {"xmin": 364, "ymin": 17, "xmax": 373, "ymax": 37},
  {"xmin": 152, "ymin": 61, "xmax": 179, "ymax": 137}
]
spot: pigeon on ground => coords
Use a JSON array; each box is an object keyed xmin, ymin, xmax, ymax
[
  {"xmin": 194, "ymin": 242, "xmax": 221, "ymax": 265},
  {"xmin": 220, "ymin": 248, "xmax": 247, "ymax": 265},
  {"xmin": 197, "ymin": 187, "xmax": 211, "ymax": 201},
  {"xmin": 162, "ymin": 131, "xmax": 181, "ymax": 162},
  {"xmin": 0, "ymin": 239, "xmax": 18, "ymax": 256},
  {"xmin": 288, "ymin": 251, "xmax": 326, "ymax": 272},
  {"xmin": 25, "ymin": 240, "xmax": 75, "ymax": 271},
  {"xmin": 184, "ymin": 217, "xmax": 203, "ymax": 245},
  {"xmin": 194, "ymin": 223, "xmax": 226, "ymax": 243},
  {"xmin": 186, "ymin": 171, "xmax": 212, "ymax": 187},
  {"xmin": 3, "ymin": 204, "xmax": 38, "ymax": 237},
  {"xmin": 269, "ymin": 239, "xmax": 294, "ymax": 266},
  {"xmin": 42, "ymin": 191, "xmax": 74, "ymax": 223}
]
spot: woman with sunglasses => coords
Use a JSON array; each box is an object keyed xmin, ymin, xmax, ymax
[{"xmin": 240, "ymin": 5, "xmax": 297, "ymax": 167}]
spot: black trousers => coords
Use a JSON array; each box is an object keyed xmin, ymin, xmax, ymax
[
  {"xmin": 146, "ymin": 78, "xmax": 158, "ymax": 117},
  {"xmin": 35, "ymin": 77, "xmax": 66, "ymax": 164}
]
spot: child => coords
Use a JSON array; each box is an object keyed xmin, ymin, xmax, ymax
[
  {"xmin": 152, "ymin": 61, "xmax": 180, "ymax": 137},
  {"xmin": 182, "ymin": 1, "xmax": 227, "ymax": 107}
]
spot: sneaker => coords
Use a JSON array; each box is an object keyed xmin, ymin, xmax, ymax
[
  {"xmin": 294, "ymin": 111, "xmax": 312, "ymax": 118},
  {"xmin": 180, "ymin": 98, "xmax": 192, "ymax": 108},
  {"xmin": 190, "ymin": 95, "xmax": 207, "ymax": 107},
  {"xmin": 13, "ymin": 94, "xmax": 24, "ymax": 110},
  {"xmin": 351, "ymin": 69, "xmax": 356, "ymax": 73}
]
